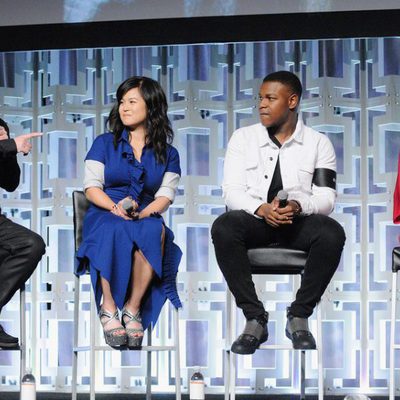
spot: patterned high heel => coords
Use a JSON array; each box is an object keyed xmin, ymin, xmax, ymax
[
  {"xmin": 121, "ymin": 307, "xmax": 144, "ymax": 348},
  {"xmin": 99, "ymin": 308, "xmax": 127, "ymax": 347}
]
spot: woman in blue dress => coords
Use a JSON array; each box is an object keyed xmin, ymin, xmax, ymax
[{"xmin": 76, "ymin": 76, "xmax": 182, "ymax": 347}]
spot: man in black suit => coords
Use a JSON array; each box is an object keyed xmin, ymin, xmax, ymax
[{"xmin": 0, "ymin": 118, "xmax": 45, "ymax": 347}]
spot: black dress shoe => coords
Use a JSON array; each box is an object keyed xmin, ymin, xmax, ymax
[
  {"xmin": 231, "ymin": 312, "xmax": 268, "ymax": 355},
  {"xmin": 0, "ymin": 324, "xmax": 19, "ymax": 348},
  {"xmin": 285, "ymin": 310, "xmax": 316, "ymax": 350}
]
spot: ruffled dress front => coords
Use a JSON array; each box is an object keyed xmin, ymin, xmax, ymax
[{"xmin": 76, "ymin": 130, "xmax": 182, "ymax": 330}]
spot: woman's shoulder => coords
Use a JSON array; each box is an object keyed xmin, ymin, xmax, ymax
[
  {"xmin": 95, "ymin": 132, "xmax": 114, "ymax": 142},
  {"xmin": 87, "ymin": 132, "xmax": 114, "ymax": 158},
  {"xmin": 90, "ymin": 132, "xmax": 114, "ymax": 147},
  {"xmin": 166, "ymin": 144, "xmax": 179, "ymax": 157}
]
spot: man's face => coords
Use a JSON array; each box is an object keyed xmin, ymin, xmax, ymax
[
  {"xmin": 0, "ymin": 125, "xmax": 8, "ymax": 141},
  {"xmin": 258, "ymin": 81, "xmax": 297, "ymax": 129}
]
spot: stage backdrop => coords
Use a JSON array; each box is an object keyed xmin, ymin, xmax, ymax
[{"xmin": 0, "ymin": 38, "xmax": 399, "ymax": 397}]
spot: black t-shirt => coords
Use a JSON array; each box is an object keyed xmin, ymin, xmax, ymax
[{"xmin": 267, "ymin": 134, "xmax": 283, "ymax": 203}]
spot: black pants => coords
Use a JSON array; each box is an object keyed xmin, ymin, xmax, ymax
[
  {"xmin": 0, "ymin": 214, "xmax": 45, "ymax": 312},
  {"xmin": 211, "ymin": 210, "xmax": 346, "ymax": 319}
]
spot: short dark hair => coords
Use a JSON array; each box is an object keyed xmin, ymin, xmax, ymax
[
  {"xmin": 0, "ymin": 118, "xmax": 10, "ymax": 136},
  {"xmin": 107, "ymin": 76, "xmax": 173, "ymax": 164},
  {"xmin": 262, "ymin": 71, "xmax": 302, "ymax": 100}
]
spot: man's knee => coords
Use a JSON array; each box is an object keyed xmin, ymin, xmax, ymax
[
  {"xmin": 319, "ymin": 216, "xmax": 346, "ymax": 249},
  {"xmin": 211, "ymin": 210, "xmax": 245, "ymax": 243},
  {"xmin": 26, "ymin": 231, "xmax": 46, "ymax": 260}
]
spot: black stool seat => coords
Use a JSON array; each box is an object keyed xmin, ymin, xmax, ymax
[
  {"xmin": 72, "ymin": 191, "xmax": 91, "ymax": 252},
  {"xmin": 392, "ymin": 246, "xmax": 400, "ymax": 272},
  {"xmin": 248, "ymin": 247, "xmax": 308, "ymax": 275}
]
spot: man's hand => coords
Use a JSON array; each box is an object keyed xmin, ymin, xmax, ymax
[
  {"xmin": 0, "ymin": 126, "xmax": 8, "ymax": 141},
  {"xmin": 256, "ymin": 198, "xmax": 298, "ymax": 227},
  {"xmin": 14, "ymin": 132, "xmax": 42, "ymax": 155}
]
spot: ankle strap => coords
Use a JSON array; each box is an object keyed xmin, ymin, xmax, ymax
[
  {"xmin": 122, "ymin": 307, "xmax": 142, "ymax": 323},
  {"xmin": 99, "ymin": 308, "xmax": 119, "ymax": 327}
]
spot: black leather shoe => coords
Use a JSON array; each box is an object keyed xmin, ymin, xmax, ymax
[
  {"xmin": 285, "ymin": 310, "xmax": 316, "ymax": 350},
  {"xmin": 231, "ymin": 312, "xmax": 268, "ymax": 355},
  {"xmin": 0, "ymin": 324, "xmax": 19, "ymax": 348}
]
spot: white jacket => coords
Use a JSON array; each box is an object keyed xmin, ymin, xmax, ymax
[{"xmin": 222, "ymin": 119, "xmax": 337, "ymax": 216}]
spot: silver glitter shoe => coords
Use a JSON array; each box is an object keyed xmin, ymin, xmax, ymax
[
  {"xmin": 121, "ymin": 307, "xmax": 144, "ymax": 348},
  {"xmin": 99, "ymin": 308, "xmax": 127, "ymax": 347}
]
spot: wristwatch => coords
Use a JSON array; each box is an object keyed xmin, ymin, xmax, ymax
[{"xmin": 291, "ymin": 200, "xmax": 302, "ymax": 215}]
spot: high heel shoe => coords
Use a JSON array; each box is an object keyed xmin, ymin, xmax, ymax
[
  {"xmin": 99, "ymin": 308, "xmax": 127, "ymax": 347},
  {"xmin": 121, "ymin": 307, "xmax": 144, "ymax": 348}
]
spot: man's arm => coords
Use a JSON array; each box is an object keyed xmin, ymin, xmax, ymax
[
  {"xmin": 222, "ymin": 131, "xmax": 264, "ymax": 214},
  {"xmin": 288, "ymin": 135, "xmax": 337, "ymax": 216},
  {"xmin": 0, "ymin": 139, "xmax": 20, "ymax": 192}
]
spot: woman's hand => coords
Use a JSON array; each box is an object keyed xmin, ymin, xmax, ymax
[{"xmin": 111, "ymin": 197, "xmax": 139, "ymax": 220}]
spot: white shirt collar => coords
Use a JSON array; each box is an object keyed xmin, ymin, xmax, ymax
[{"xmin": 258, "ymin": 118, "xmax": 304, "ymax": 147}]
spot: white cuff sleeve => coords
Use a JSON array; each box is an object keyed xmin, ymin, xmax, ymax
[
  {"xmin": 84, "ymin": 160, "xmax": 105, "ymax": 190},
  {"xmin": 155, "ymin": 172, "xmax": 180, "ymax": 203}
]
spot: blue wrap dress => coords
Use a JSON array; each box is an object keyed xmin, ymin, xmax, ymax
[{"xmin": 76, "ymin": 130, "xmax": 182, "ymax": 330}]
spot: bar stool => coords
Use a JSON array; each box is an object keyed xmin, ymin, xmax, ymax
[
  {"xmin": 225, "ymin": 246, "xmax": 323, "ymax": 400},
  {"xmin": 390, "ymin": 246, "xmax": 400, "ymax": 400},
  {"xmin": 71, "ymin": 190, "xmax": 181, "ymax": 399},
  {"xmin": 0, "ymin": 249, "xmax": 26, "ymax": 387}
]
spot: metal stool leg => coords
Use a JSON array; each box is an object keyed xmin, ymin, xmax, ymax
[
  {"xmin": 317, "ymin": 302, "xmax": 323, "ymax": 400},
  {"xmin": 390, "ymin": 271, "xmax": 397, "ymax": 400},
  {"xmin": 146, "ymin": 324, "xmax": 152, "ymax": 400},
  {"xmin": 300, "ymin": 350, "xmax": 305, "ymax": 400},
  {"xmin": 19, "ymin": 286, "xmax": 26, "ymax": 382},
  {"xmin": 225, "ymin": 290, "xmax": 232, "ymax": 400},
  {"xmin": 229, "ymin": 293, "xmax": 236, "ymax": 400},
  {"xmin": 72, "ymin": 274, "xmax": 79, "ymax": 400},
  {"xmin": 174, "ymin": 308, "xmax": 181, "ymax": 400},
  {"xmin": 90, "ymin": 288, "xmax": 96, "ymax": 400}
]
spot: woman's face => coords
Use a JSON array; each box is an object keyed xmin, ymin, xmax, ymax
[{"xmin": 118, "ymin": 87, "xmax": 148, "ymax": 131}]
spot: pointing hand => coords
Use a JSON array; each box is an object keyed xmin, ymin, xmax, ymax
[{"xmin": 14, "ymin": 132, "xmax": 42, "ymax": 155}]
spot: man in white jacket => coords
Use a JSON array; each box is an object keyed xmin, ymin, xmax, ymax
[{"xmin": 211, "ymin": 71, "xmax": 345, "ymax": 355}]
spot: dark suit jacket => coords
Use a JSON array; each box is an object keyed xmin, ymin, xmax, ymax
[{"xmin": 0, "ymin": 139, "xmax": 20, "ymax": 192}]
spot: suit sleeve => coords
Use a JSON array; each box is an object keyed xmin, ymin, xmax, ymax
[{"xmin": 0, "ymin": 139, "xmax": 20, "ymax": 192}]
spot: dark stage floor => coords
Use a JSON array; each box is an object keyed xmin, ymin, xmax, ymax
[{"xmin": 0, "ymin": 394, "xmax": 396, "ymax": 400}]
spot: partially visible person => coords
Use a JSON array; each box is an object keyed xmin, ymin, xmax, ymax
[
  {"xmin": 76, "ymin": 76, "xmax": 182, "ymax": 347},
  {"xmin": 211, "ymin": 71, "xmax": 346, "ymax": 355},
  {"xmin": 394, "ymin": 154, "xmax": 400, "ymax": 224},
  {"xmin": 0, "ymin": 118, "xmax": 45, "ymax": 347}
]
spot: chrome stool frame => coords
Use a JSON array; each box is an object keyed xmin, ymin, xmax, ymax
[{"xmin": 224, "ymin": 247, "xmax": 323, "ymax": 400}]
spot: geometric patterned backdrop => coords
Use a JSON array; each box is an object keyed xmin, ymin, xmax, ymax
[{"xmin": 0, "ymin": 37, "xmax": 399, "ymax": 396}]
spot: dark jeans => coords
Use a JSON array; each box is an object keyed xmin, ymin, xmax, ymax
[
  {"xmin": 0, "ymin": 214, "xmax": 45, "ymax": 312},
  {"xmin": 211, "ymin": 210, "xmax": 345, "ymax": 319}
]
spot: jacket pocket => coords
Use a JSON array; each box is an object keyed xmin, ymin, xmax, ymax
[{"xmin": 245, "ymin": 158, "xmax": 259, "ymax": 188}]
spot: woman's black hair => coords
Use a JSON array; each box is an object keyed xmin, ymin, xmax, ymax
[{"xmin": 107, "ymin": 76, "xmax": 174, "ymax": 163}]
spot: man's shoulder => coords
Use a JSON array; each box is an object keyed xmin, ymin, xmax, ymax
[
  {"xmin": 301, "ymin": 123, "xmax": 331, "ymax": 143},
  {"xmin": 233, "ymin": 122, "xmax": 263, "ymax": 134},
  {"xmin": 231, "ymin": 123, "xmax": 264, "ymax": 141}
]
